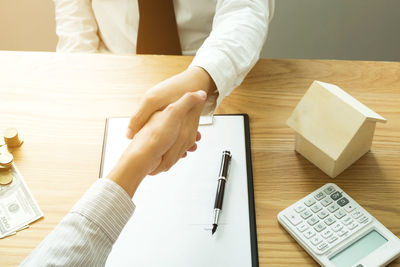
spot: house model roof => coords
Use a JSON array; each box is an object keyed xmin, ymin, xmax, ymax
[{"xmin": 287, "ymin": 81, "xmax": 386, "ymax": 160}]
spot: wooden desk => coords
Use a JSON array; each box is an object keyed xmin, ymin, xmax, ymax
[{"xmin": 0, "ymin": 52, "xmax": 399, "ymax": 266}]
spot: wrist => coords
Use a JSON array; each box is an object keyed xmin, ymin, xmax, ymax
[
  {"xmin": 106, "ymin": 149, "xmax": 148, "ymax": 198},
  {"xmin": 185, "ymin": 66, "xmax": 217, "ymax": 96}
]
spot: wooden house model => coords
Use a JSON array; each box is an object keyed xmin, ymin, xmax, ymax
[{"xmin": 287, "ymin": 81, "xmax": 386, "ymax": 178}]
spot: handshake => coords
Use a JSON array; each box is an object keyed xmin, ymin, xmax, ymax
[{"xmin": 107, "ymin": 66, "xmax": 214, "ymax": 197}]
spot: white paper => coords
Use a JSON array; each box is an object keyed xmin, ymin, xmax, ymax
[{"xmin": 102, "ymin": 116, "xmax": 254, "ymax": 267}]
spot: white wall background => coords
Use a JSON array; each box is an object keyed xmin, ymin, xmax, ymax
[{"xmin": 1, "ymin": 0, "xmax": 400, "ymax": 61}]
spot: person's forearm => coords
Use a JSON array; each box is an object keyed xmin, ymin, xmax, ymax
[
  {"xmin": 185, "ymin": 66, "xmax": 217, "ymax": 96},
  {"xmin": 107, "ymin": 149, "xmax": 149, "ymax": 198},
  {"xmin": 173, "ymin": 66, "xmax": 218, "ymax": 116},
  {"xmin": 149, "ymin": 66, "xmax": 216, "ymax": 103},
  {"xmin": 21, "ymin": 179, "xmax": 135, "ymax": 266},
  {"xmin": 54, "ymin": 0, "xmax": 100, "ymax": 52},
  {"xmin": 190, "ymin": 0, "xmax": 272, "ymax": 107}
]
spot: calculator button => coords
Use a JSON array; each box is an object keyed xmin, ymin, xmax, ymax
[
  {"xmin": 347, "ymin": 222, "xmax": 358, "ymax": 230},
  {"xmin": 300, "ymin": 210, "xmax": 312, "ymax": 219},
  {"xmin": 317, "ymin": 210, "xmax": 329, "ymax": 219},
  {"xmin": 357, "ymin": 215, "xmax": 369, "ymax": 223},
  {"xmin": 337, "ymin": 197, "xmax": 349, "ymax": 207},
  {"xmin": 334, "ymin": 209, "xmax": 346, "ymax": 219},
  {"xmin": 284, "ymin": 212, "xmax": 302, "ymax": 226},
  {"xmin": 307, "ymin": 216, "xmax": 319, "ymax": 226},
  {"xmin": 327, "ymin": 203, "xmax": 340, "ymax": 213},
  {"xmin": 360, "ymin": 216, "xmax": 372, "ymax": 225},
  {"xmin": 342, "ymin": 215, "xmax": 353, "ymax": 225},
  {"xmin": 323, "ymin": 185, "xmax": 336, "ymax": 195},
  {"xmin": 327, "ymin": 235, "xmax": 338, "ymax": 244},
  {"xmin": 317, "ymin": 242, "xmax": 328, "ymax": 251},
  {"xmin": 320, "ymin": 197, "xmax": 333, "ymax": 207},
  {"xmin": 294, "ymin": 204, "xmax": 306, "ymax": 213},
  {"xmin": 324, "ymin": 216, "xmax": 336, "ymax": 226},
  {"xmin": 337, "ymin": 229, "xmax": 349, "ymax": 237},
  {"xmin": 314, "ymin": 191, "xmax": 326, "ymax": 201},
  {"xmin": 304, "ymin": 229, "xmax": 316, "ymax": 239},
  {"xmin": 321, "ymin": 229, "xmax": 333, "ymax": 239},
  {"xmin": 351, "ymin": 210, "xmax": 363, "ymax": 219},
  {"xmin": 331, "ymin": 191, "xmax": 342, "ymax": 201},
  {"xmin": 311, "ymin": 203, "xmax": 322, "ymax": 213},
  {"xmin": 311, "ymin": 236, "xmax": 323, "ymax": 246},
  {"xmin": 314, "ymin": 222, "xmax": 326, "ymax": 232},
  {"xmin": 304, "ymin": 198, "xmax": 316, "ymax": 207},
  {"xmin": 344, "ymin": 204, "xmax": 356, "ymax": 213},
  {"xmin": 332, "ymin": 223, "xmax": 343, "ymax": 232},
  {"xmin": 297, "ymin": 223, "xmax": 309, "ymax": 232}
]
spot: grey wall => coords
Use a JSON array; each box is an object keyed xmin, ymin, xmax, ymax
[
  {"xmin": 1, "ymin": 0, "xmax": 399, "ymax": 61},
  {"xmin": 261, "ymin": 0, "xmax": 400, "ymax": 61}
]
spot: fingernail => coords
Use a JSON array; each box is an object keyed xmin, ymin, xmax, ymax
[
  {"xmin": 126, "ymin": 128, "xmax": 134, "ymax": 139},
  {"xmin": 195, "ymin": 90, "xmax": 207, "ymax": 99}
]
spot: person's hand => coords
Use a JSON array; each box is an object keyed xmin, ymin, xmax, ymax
[
  {"xmin": 126, "ymin": 66, "xmax": 216, "ymax": 175},
  {"xmin": 107, "ymin": 91, "xmax": 207, "ymax": 197}
]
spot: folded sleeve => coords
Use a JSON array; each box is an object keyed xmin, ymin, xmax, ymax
[
  {"xmin": 190, "ymin": 0, "xmax": 274, "ymax": 114},
  {"xmin": 21, "ymin": 178, "xmax": 135, "ymax": 266},
  {"xmin": 53, "ymin": 0, "xmax": 100, "ymax": 52}
]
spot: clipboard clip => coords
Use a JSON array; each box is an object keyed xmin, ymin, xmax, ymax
[{"xmin": 199, "ymin": 115, "xmax": 214, "ymax": 125}]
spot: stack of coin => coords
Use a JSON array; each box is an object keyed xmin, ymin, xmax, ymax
[
  {"xmin": 0, "ymin": 128, "xmax": 23, "ymax": 185},
  {"xmin": 4, "ymin": 128, "xmax": 23, "ymax": 148},
  {"xmin": 0, "ymin": 151, "xmax": 13, "ymax": 169},
  {"xmin": 0, "ymin": 150, "xmax": 13, "ymax": 185}
]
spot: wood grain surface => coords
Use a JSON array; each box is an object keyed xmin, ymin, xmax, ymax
[{"xmin": 0, "ymin": 51, "xmax": 399, "ymax": 266}]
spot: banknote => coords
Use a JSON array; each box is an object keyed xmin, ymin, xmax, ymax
[{"xmin": 0, "ymin": 164, "xmax": 43, "ymax": 238}]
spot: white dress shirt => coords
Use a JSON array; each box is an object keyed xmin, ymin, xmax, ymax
[
  {"xmin": 53, "ymin": 0, "xmax": 274, "ymax": 112},
  {"xmin": 21, "ymin": 179, "xmax": 136, "ymax": 266}
]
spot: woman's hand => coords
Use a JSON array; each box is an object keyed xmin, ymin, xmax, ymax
[{"xmin": 107, "ymin": 91, "xmax": 207, "ymax": 197}]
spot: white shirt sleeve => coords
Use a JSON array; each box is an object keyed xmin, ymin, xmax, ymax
[
  {"xmin": 53, "ymin": 0, "xmax": 100, "ymax": 52},
  {"xmin": 20, "ymin": 178, "xmax": 135, "ymax": 266},
  {"xmin": 190, "ymin": 0, "xmax": 273, "ymax": 114}
]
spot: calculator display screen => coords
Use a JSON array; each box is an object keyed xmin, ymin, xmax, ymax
[{"xmin": 329, "ymin": 230, "xmax": 387, "ymax": 267}]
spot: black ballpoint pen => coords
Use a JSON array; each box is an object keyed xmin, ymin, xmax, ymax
[{"xmin": 212, "ymin": 150, "xmax": 232, "ymax": 235}]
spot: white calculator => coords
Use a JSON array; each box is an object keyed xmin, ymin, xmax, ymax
[{"xmin": 278, "ymin": 183, "xmax": 400, "ymax": 267}]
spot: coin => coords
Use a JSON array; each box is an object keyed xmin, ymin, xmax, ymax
[
  {"xmin": 0, "ymin": 152, "xmax": 13, "ymax": 165},
  {"xmin": 4, "ymin": 128, "xmax": 23, "ymax": 148},
  {"xmin": 0, "ymin": 164, "xmax": 11, "ymax": 172},
  {"xmin": 0, "ymin": 171, "xmax": 13, "ymax": 185},
  {"xmin": 0, "ymin": 161, "xmax": 12, "ymax": 169}
]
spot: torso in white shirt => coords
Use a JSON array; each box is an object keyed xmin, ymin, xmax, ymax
[{"xmin": 92, "ymin": 0, "xmax": 216, "ymax": 55}]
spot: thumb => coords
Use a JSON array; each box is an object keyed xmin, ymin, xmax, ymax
[
  {"xmin": 167, "ymin": 90, "xmax": 207, "ymax": 118},
  {"xmin": 126, "ymin": 96, "xmax": 163, "ymax": 139}
]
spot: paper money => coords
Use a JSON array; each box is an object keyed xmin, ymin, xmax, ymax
[{"xmin": 0, "ymin": 164, "xmax": 43, "ymax": 238}]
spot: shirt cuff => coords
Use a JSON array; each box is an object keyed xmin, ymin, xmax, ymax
[
  {"xmin": 189, "ymin": 50, "xmax": 237, "ymax": 115},
  {"xmin": 70, "ymin": 178, "xmax": 135, "ymax": 243}
]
